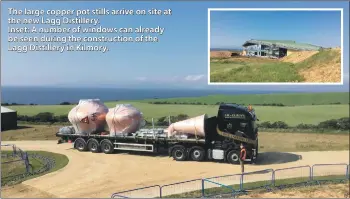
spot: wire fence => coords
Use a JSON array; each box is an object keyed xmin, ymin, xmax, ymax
[
  {"xmin": 1, "ymin": 144, "xmax": 31, "ymax": 180},
  {"xmin": 111, "ymin": 163, "xmax": 350, "ymax": 198},
  {"xmin": 1, "ymin": 144, "xmax": 56, "ymax": 186}
]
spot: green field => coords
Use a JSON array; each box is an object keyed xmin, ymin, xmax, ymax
[
  {"xmin": 142, "ymin": 92, "xmax": 349, "ymax": 106},
  {"xmin": 1, "ymin": 151, "xmax": 69, "ymax": 186},
  {"xmin": 165, "ymin": 177, "xmax": 349, "ymax": 198},
  {"xmin": 4, "ymin": 92, "xmax": 350, "ymax": 127},
  {"xmin": 210, "ymin": 49, "xmax": 340, "ymax": 82},
  {"xmin": 210, "ymin": 60, "xmax": 302, "ymax": 82},
  {"xmin": 7, "ymin": 103, "xmax": 349, "ymax": 127}
]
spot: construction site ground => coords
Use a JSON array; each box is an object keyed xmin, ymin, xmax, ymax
[
  {"xmin": 1, "ymin": 141, "xmax": 349, "ymax": 198},
  {"xmin": 209, "ymin": 48, "xmax": 341, "ymax": 83}
]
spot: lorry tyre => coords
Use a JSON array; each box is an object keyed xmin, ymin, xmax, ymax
[
  {"xmin": 100, "ymin": 139, "xmax": 114, "ymax": 154},
  {"xmin": 227, "ymin": 150, "xmax": 240, "ymax": 164},
  {"xmin": 171, "ymin": 145, "xmax": 187, "ymax": 161},
  {"xmin": 87, "ymin": 139, "xmax": 100, "ymax": 153},
  {"xmin": 189, "ymin": 146, "xmax": 205, "ymax": 161},
  {"xmin": 74, "ymin": 138, "xmax": 87, "ymax": 152}
]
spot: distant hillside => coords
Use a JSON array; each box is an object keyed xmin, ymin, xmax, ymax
[
  {"xmin": 210, "ymin": 50, "xmax": 242, "ymax": 58},
  {"xmin": 142, "ymin": 92, "xmax": 350, "ymax": 106},
  {"xmin": 210, "ymin": 48, "xmax": 243, "ymax": 51}
]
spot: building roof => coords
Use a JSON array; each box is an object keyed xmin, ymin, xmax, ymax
[
  {"xmin": 242, "ymin": 39, "xmax": 322, "ymax": 51},
  {"xmin": 1, "ymin": 106, "xmax": 16, "ymax": 113}
]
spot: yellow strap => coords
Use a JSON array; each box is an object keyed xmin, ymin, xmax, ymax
[
  {"xmin": 192, "ymin": 122, "xmax": 198, "ymax": 141},
  {"xmin": 216, "ymin": 126, "xmax": 256, "ymax": 145},
  {"xmin": 194, "ymin": 125, "xmax": 198, "ymax": 140}
]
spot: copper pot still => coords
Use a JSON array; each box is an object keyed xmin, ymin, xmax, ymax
[
  {"xmin": 68, "ymin": 99, "xmax": 109, "ymax": 135},
  {"xmin": 167, "ymin": 114, "xmax": 207, "ymax": 138},
  {"xmin": 106, "ymin": 104, "xmax": 145, "ymax": 136}
]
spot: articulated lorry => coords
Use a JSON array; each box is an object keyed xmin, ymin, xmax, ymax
[{"xmin": 56, "ymin": 99, "xmax": 259, "ymax": 164}]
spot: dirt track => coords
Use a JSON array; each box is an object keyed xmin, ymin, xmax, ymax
[{"xmin": 1, "ymin": 141, "xmax": 349, "ymax": 198}]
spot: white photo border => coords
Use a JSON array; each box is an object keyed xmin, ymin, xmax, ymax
[{"xmin": 207, "ymin": 8, "xmax": 344, "ymax": 85}]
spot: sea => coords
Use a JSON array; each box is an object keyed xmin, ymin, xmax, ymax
[
  {"xmin": 1, "ymin": 86, "xmax": 345, "ymax": 105},
  {"xmin": 1, "ymin": 86, "xmax": 281, "ymax": 105}
]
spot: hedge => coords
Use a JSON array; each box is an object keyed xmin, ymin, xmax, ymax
[
  {"xmin": 16, "ymin": 112, "xmax": 349, "ymax": 131},
  {"xmin": 149, "ymin": 102, "xmax": 286, "ymax": 106}
]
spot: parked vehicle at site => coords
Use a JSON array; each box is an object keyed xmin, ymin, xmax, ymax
[{"xmin": 56, "ymin": 99, "xmax": 259, "ymax": 164}]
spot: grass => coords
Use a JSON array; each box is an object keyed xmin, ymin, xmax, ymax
[
  {"xmin": 164, "ymin": 176, "xmax": 349, "ymax": 198},
  {"xmin": 209, "ymin": 49, "xmax": 340, "ymax": 82},
  {"xmin": 1, "ymin": 150, "xmax": 69, "ymax": 186},
  {"xmin": 142, "ymin": 92, "xmax": 349, "ymax": 106},
  {"xmin": 294, "ymin": 49, "xmax": 341, "ymax": 70},
  {"xmin": 1, "ymin": 154, "xmax": 28, "ymax": 180},
  {"xmin": 7, "ymin": 103, "xmax": 349, "ymax": 127},
  {"xmin": 2, "ymin": 125, "xmax": 349, "ymax": 152},
  {"xmin": 243, "ymin": 183, "xmax": 350, "ymax": 198},
  {"xmin": 210, "ymin": 61, "xmax": 303, "ymax": 82}
]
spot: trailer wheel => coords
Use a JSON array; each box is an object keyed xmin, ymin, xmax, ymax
[
  {"xmin": 171, "ymin": 145, "xmax": 187, "ymax": 161},
  {"xmin": 189, "ymin": 146, "xmax": 205, "ymax": 161},
  {"xmin": 87, "ymin": 139, "xmax": 100, "ymax": 153},
  {"xmin": 74, "ymin": 138, "xmax": 87, "ymax": 152},
  {"xmin": 227, "ymin": 150, "xmax": 240, "ymax": 164},
  {"xmin": 100, "ymin": 140, "xmax": 114, "ymax": 154}
]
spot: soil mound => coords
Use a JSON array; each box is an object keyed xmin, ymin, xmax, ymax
[
  {"xmin": 282, "ymin": 50, "xmax": 319, "ymax": 63},
  {"xmin": 299, "ymin": 48, "xmax": 341, "ymax": 83}
]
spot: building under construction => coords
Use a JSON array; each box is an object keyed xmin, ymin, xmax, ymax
[{"xmin": 242, "ymin": 39, "xmax": 322, "ymax": 59}]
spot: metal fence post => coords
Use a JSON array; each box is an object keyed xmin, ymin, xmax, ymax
[
  {"xmin": 12, "ymin": 145, "xmax": 17, "ymax": 156},
  {"xmin": 201, "ymin": 179, "xmax": 205, "ymax": 197},
  {"xmin": 272, "ymin": 170, "xmax": 275, "ymax": 187},
  {"xmin": 24, "ymin": 152, "xmax": 30, "ymax": 173},
  {"xmin": 240, "ymin": 174, "xmax": 243, "ymax": 191},
  {"xmin": 159, "ymin": 186, "xmax": 162, "ymax": 198},
  {"xmin": 109, "ymin": 164, "xmax": 350, "ymax": 198},
  {"xmin": 308, "ymin": 166, "xmax": 312, "ymax": 183}
]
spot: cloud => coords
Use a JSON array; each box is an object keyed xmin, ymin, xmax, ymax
[
  {"xmin": 135, "ymin": 74, "xmax": 207, "ymax": 83},
  {"xmin": 184, "ymin": 74, "xmax": 206, "ymax": 81},
  {"xmin": 135, "ymin": 77, "xmax": 147, "ymax": 81}
]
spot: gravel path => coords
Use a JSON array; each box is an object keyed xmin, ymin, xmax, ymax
[{"xmin": 1, "ymin": 141, "xmax": 349, "ymax": 198}]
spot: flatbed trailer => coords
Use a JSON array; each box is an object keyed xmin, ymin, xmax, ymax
[{"xmin": 56, "ymin": 103, "xmax": 259, "ymax": 164}]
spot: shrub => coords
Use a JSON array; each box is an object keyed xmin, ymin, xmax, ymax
[
  {"xmin": 296, "ymin": 123, "xmax": 317, "ymax": 129},
  {"xmin": 175, "ymin": 114, "xmax": 189, "ymax": 121},
  {"xmin": 59, "ymin": 102, "xmax": 71, "ymax": 105},
  {"xmin": 16, "ymin": 112, "xmax": 350, "ymax": 131},
  {"xmin": 317, "ymin": 117, "xmax": 349, "ymax": 130},
  {"xmin": 34, "ymin": 112, "xmax": 55, "ymax": 122},
  {"xmin": 271, "ymin": 121, "xmax": 289, "ymax": 129},
  {"xmin": 156, "ymin": 116, "xmax": 169, "ymax": 126},
  {"xmin": 258, "ymin": 121, "xmax": 273, "ymax": 128}
]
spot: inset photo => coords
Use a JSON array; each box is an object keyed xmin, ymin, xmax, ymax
[{"xmin": 208, "ymin": 8, "xmax": 343, "ymax": 84}]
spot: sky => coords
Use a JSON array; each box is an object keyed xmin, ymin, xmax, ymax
[
  {"xmin": 210, "ymin": 10, "xmax": 342, "ymax": 49},
  {"xmin": 1, "ymin": 1, "xmax": 349, "ymax": 92}
]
